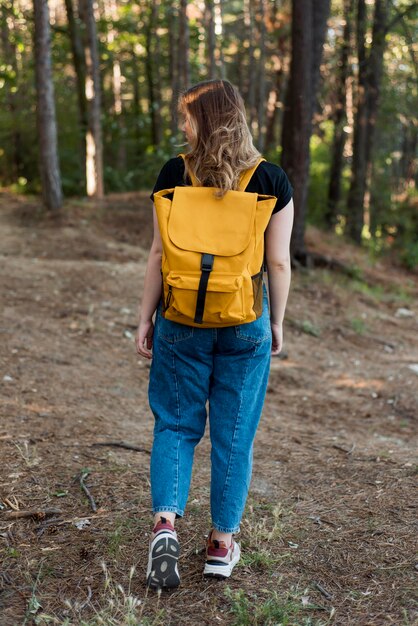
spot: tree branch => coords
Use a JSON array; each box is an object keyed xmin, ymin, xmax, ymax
[{"xmin": 385, "ymin": 2, "xmax": 418, "ymax": 34}]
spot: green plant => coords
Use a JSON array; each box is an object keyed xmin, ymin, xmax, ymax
[
  {"xmin": 301, "ymin": 320, "xmax": 321, "ymax": 337},
  {"xmin": 240, "ymin": 549, "xmax": 279, "ymax": 570},
  {"xmin": 400, "ymin": 240, "xmax": 418, "ymax": 270},
  {"xmin": 224, "ymin": 586, "xmax": 327, "ymax": 626},
  {"xmin": 6, "ymin": 547, "xmax": 20, "ymax": 558},
  {"xmin": 242, "ymin": 503, "xmax": 285, "ymax": 546},
  {"xmin": 107, "ymin": 525, "xmax": 125, "ymax": 557},
  {"xmin": 350, "ymin": 317, "xmax": 367, "ymax": 334}
]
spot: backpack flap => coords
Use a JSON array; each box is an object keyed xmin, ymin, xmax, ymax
[{"xmin": 168, "ymin": 186, "xmax": 258, "ymax": 256}]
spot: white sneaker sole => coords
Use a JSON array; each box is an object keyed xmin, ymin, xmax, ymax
[
  {"xmin": 146, "ymin": 532, "xmax": 180, "ymax": 590},
  {"xmin": 203, "ymin": 542, "xmax": 241, "ymax": 579}
]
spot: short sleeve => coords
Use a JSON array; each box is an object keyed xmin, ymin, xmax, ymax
[
  {"xmin": 150, "ymin": 157, "xmax": 185, "ymax": 202},
  {"xmin": 272, "ymin": 169, "xmax": 293, "ymax": 214}
]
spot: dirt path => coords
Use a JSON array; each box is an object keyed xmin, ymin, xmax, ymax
[{"xmin": 1, "ymin": 193, "xmax": 417, "ymax": 626}]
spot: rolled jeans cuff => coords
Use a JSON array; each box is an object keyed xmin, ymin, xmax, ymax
[{"xmin": 153, "ymin": 506, "xmax": 184, "ymax": 518}]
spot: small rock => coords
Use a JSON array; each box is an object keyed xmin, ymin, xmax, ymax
[
  {"xmin": 408, "ymin": 364, "xmax": 418, "ymax": 375},
  {"xmin": 395, "ymin": 308, "xmax": 414, "ymax": 318},
  {"xmin": 124, "ymin": 330, "xmax": 134, "ymax": 339},
  {"xmin": 3, "ymin": 375, "xmax": 14, "ymax": 382},
  {"xmin": 74, "ymin": 519, "xmax": 91, "ymax": 530}
]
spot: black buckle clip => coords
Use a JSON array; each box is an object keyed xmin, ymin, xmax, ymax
[{"xmin": 201, "ymin": 253, "xmax": 214, "ymax": 272}]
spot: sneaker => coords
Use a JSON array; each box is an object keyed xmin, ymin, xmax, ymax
[
  {"xmin": 146, "ymin": 517, "xmax": 180, "ymax": 590},
  {"xmin": 203, "ymin": 530, "xmax": 241, "ymax": 579}
]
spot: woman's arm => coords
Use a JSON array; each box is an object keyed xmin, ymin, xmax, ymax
[
  {"xmin": 264, "ymin": 198, "xmax": 294, "ymax": 355},
  {"xmin": 136, "ymin": 207, "xmax": 163, "ymax": 359}
]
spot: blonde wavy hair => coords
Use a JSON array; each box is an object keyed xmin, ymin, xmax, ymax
[{"xmin": 178, "ymin": 80, "xmax": 260, "ymax": 198}]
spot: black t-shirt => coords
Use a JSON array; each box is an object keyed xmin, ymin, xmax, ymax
[{"xmin": 150, "ymin": 157, "xmax": 293, "ymax": 214}]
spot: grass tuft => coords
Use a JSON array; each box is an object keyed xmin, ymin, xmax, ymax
[
  {"xmin": 28, "ymin": 563, "xmax": 165, "ymax": 626},
  {"xmin": 224, "ymin": 586, "xmax": 330, "ymax": 626}
]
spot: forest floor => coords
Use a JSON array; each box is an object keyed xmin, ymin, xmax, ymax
[{"xmin": 0, "ymin": 191, "xmax": 417, "ymax": 626}]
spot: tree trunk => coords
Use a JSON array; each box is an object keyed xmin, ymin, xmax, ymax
[
  {"xmin": 33, "ymin": 0, "xmax": 63, "ymax": 211},
  {"xmin": 256, "ymin": 0, "xmax": 267, "ymax": 152},
  {"xmin": 131, "ymin": 44, "xmax": 142, "ymax": 156},
  {"xmin": 80, "ymin": 0, "xmax": 104, "ymax": 198},
  {"xmin": 311, "ymin": 0, "xmax": 331, "ymax": 117},
  {"xmin": 346, "ymin": 0, "xmax": 369, "ymax": 243},
  {"xmin": 215, "ymin": 0, "xmax": 225, "ymax": 79},
  {"xmin": 168, "ymin": 2, "xmax": 179, "ymax": 139},
  {"xmin": 245, "ymin": 0, "xmax": 257, "ymax": 134},
  {"xmin": 326, "ymin": 0, "xmax": 353, "ymax": 227},
  {"xmin": 265, "ymin": 5, "xmax": 288, "ymax": 152},
  {"xmin": 346, "ymin": 0, "xmax": 388, "ymax": 243},
  {"xmin": 365, "ymin": 0, "xmax": 388, "ymax": 238},
  {"xmin": 64, "ymin": 0, "xmax": 87, "ymax": 193},
  {"xmin": 104, "ymin": 0, "xmax": 126, "ymax": 170},
  {"xmin": 281, "ymin": 0, "xmax": 330, "ymax": 261},
  {"xmin": 1, "ymin": 1, "xmax": 24, "ymax": 184},
  {"xmin": 236, "ymin": 12, "xmax": 246, "ymax": 95},
  {"xmin": 399, "ymin": 121, "xmax": 417, "ymax": 189},
  {"xmin": 145, "ymin": 0, "xmax": 163, "ymax": 147},
  {"xmin": 178, "ymin": 0, "xmax": 190, "ymax": 89},
  {"xmin": 205, "ymin": 0, "xmax": 216, "ymax": 79}
]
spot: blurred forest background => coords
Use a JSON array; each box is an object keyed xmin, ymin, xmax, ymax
[{"xmin": 0, "ymin": 0, "xmax": 417, "ymax": 265}]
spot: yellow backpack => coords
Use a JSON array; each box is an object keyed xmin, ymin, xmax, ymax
[{"xmin": 153, "ymin": 155, "xmax": 277, "ymax": 328}]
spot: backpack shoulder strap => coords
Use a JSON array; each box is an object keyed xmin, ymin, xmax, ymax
[
  {"xmin": 178, "ymin": 153, "xmax": 198, "ymax": 187},
  {"xmin": 177, "ymin": 153, "xmax": 265, "ymax": 191},
  {"xmin": 237, "ymin": 157, "xmax": 265, "ymax": 191}
]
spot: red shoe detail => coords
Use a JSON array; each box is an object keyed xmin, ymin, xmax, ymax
[
  {"xmin": 153, "ymin": 516, "xmax": 175, "ymax": 534},
  {"xmin": 207, "ymin": 531, "xmax": 230, "ymax": 558}
]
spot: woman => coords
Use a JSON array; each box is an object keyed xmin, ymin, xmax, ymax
[{"xmin": 136, "ymin": 79, "xmax": 293, "ymax": 589}]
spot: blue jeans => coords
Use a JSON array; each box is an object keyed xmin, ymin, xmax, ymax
[{"xmin": 148, "ymin": 292, "xmax": 272, "ymax": 533}]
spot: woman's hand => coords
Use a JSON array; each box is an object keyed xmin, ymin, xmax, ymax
[
  {"xmin": 136, "ymin": 320, "xmax": 154, "ymax": 359},
  {"xmin": 271, "ymin": 322, "xmax": 283, "ymax": 356}
]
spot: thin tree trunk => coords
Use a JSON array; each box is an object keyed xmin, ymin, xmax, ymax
[
  {"xmin": 131, "ymin": 44, "xmax": 142, "ymax": 155},
  {"xmin": 1, "ymin": 2, "xmax": 23, "ymax": 183},
  {"xmin": 265, "ymin": 4, "xmax": 288, "ymax": 152},
  {"xmin": 215, "ymin": 0, "xmax": 225, "ymax": 78},
  {"xmin": 245, "ymin": 0, "xmax": 257, "ymax": 134},
  {"xmin": 366, "ymin": 0, "xmax": 389, "ymax": 238},
  {"xmin": 256, "ymin": 0, "xmax": 267, "ymax": 151},
  {"xmin": 365, "ymin": 0, "xmax": 388, "ymax": 170},
  {"xmin": 346, "ymin": 0, "xmax": 368, "ymax": 243},
  {"xmin": 64, "ymin": 0, "xmax": 87, "ymax": 193},
  {"xmin": 399, "ymin": 121, "xmax": 417, "ymax": 189},
  {"xmin": 205, "ymin": 0, "xmax": 216, "ymax": 79},
  {"xmin": 105, "ymin": 0, "xmax": 126, "ymax": 170},
  {"xmin": 168, "ymin": 2, "xmax": 179, "ymax": 139},
  {"xmin": 80, "ymin": 0, "xmax": 104, "ymax": 198},
  {"xmin": 178, "ymin": 0, "xmax": 190, "ymax": 89},
  {"xmin": 311, "ymin": 0, "xmax": 331, "ymax": 117},
  {"xmin": 236, "ymin": 14, "xmax": 246, "ymax": 95},
  {"xmin": 326, "ymin": 0, "xmax": 353, "ymax": 227},
  {"xmin": 33, "ymin": 0, "xmax": 63, "ymax": 211},
  {"xmin": 145, "ymin": 0, "xmax": 163, "ymax": 147}
]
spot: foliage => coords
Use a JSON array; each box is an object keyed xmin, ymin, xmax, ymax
[{"xmin": 0, "ymin": 0, "xmax": 416, "ymax": 260}]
